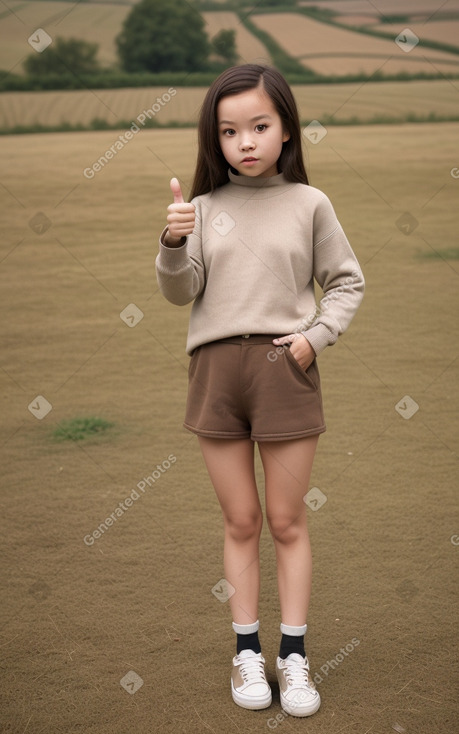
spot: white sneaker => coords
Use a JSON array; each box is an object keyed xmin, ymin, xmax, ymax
[
  {"xmin": 276, "ymin": 653, "xmax": 321, "ymax": 716},
  {"xmin": 231, "ymin": 649, "xmax": 272, "ymax": 710}
]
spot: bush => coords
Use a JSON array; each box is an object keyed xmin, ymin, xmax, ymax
[
  {"xmin": 23, "ymin": 37, "xmax": 100, "ymax": 78},
  {"xmin": 211, "ymin": 29, "xmax": 238, "ymax": 66}
]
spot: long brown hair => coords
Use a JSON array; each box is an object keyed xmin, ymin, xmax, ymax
[{"xmin": 189, "ymin": 64, "xmax": 309, "ymax": 200}]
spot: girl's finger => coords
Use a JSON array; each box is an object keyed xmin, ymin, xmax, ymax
[{"xmin": 272, "ymin": 334, "xmax": 295, "ymax": 345}]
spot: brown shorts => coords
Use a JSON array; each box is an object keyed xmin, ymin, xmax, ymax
[{"xmin": 184, "ymin": 334, "xmax": 326, "ymax": 442}]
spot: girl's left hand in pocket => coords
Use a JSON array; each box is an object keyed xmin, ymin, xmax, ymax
[{"xmin": 273, "ymin": 334, "xmax": 316, "ymax": 370}]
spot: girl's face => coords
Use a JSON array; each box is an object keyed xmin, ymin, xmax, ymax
[{"xmin": 217, "ymin": 86, "xmax": 290, "ymax": 178}]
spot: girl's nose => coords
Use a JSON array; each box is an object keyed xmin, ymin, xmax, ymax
[{"xmin": 239, "ymin": 137, "xmax": 255, "ymax": 151}]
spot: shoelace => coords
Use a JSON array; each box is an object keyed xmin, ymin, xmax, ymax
[
  {"xmin": 237, "ymin": 655, "xmax": 266, "ymax": 684},
  {"xmin": 283, "ymin": 658, "xmax": 312, "ymax": 686}
]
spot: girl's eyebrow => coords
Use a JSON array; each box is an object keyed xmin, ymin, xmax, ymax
[{"xmin": 218, "ymin": 114, "xmax": 273, "ymax": 125}]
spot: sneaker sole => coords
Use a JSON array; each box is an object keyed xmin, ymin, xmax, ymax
[
  {"xmin": 231, "ymin": 680, "xmax": 272, "ymax": 710},
  {"xmin": 280, "ymin": 690, "xmax": 321, "ymax": 717}
]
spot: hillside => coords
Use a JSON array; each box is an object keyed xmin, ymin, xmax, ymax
[{"xmin": 1, "ymin": 0, "xmax": 459, "ymax": 80}]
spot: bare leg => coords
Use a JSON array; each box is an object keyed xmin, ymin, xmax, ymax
[
  {"xmin": 258, "ymin": 436, "xmax": 319, "ymax": 626},
  {"xmin": 198, "ymin": 437, "xmax": 262, "ymax": 625}
]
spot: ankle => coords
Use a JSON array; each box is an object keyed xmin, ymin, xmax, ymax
[
  {"xmin": 278, "ymin": 622, "xmax": 307, "ymax": 659},
  {"xmin": 233, "ymin": 619, "xmax": 262, "ymax": 654}
]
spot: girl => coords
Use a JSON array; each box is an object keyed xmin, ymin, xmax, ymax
[{"xmin": 155, "ymin": 64, "xmax": 364, "ymax": 716}]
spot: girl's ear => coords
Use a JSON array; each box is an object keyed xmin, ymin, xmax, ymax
[{"xmin": 282, "ymin": 129, "xmax": 290, "ymax": 143}]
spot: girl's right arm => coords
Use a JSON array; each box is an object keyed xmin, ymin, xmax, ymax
[
  {"xmin": 155, "ymin": 178, "xmax": 205, "ymax": 306},
  {"xmin": 164, "ymin": 178, "xmax": 196, "ymax": 246}
]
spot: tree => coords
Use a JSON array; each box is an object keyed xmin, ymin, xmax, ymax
[
  {"xmin": 211, "ymin": 29, "xmax": 238, "ymax": 66},
  {"xmin": 251, "ymin": 0, "xmax": 297, "ymax": 5},
  {"xmin": 116, "ymin": 0, "xmax": 211, "ymax": 73},
  {"xmin": 23, "ymin": 37, "xmax": 100, "ymax": 77}
]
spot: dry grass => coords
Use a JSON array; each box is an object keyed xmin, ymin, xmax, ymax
[
  {"xmin": 373, "ymin": 21, "xmax": 459, "ymax": 47},
  {"xmin": 298, "ymin": 0, "xmax": 457, "ymax": 15},
  {"xmin": 0, "ymin": 85, "xmax": 205, "ymax": 129},
  {"xmin": 335, "ymin": 15, "xmax": 385, "ymax": 26},
  {"xmin": 252, "ymin": 12, "xmax": 459, "ymax": 76},
  {"xmin": 0, "ymin": 1, "xmax": 131, "ymax": 74},
  {"xmin": 3, "ymin": 0, "xmax": 459, "ymax": 83},
  {"xmin": 1, "ymin": 4, "xmax": 271, "ymax": 77},
  {"xmin": 291, "ymin": 79, "xmax": 459, "ymax": 122},
  {"xmin": 0, "ymin": 110, "xmax": 458, "ymax": 734},
  {"xmin": 1, "ymin": 80, "xmax": 458, "ymax": 130},
  {"xmin": 201, "ymin": 11, "xmax": 271, "ymax": 65}
]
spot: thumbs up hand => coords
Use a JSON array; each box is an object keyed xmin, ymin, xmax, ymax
[{"xmin": 165, "ymin": 177, "xmax": 196, "ymax": 243}]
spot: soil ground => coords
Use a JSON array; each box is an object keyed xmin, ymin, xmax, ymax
[{"xmin": 0, "ymin": 124, "xmax": 458, "ymax": 733}]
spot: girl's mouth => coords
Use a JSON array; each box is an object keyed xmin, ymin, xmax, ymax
[{"xmin": 242, "ymin": 157, "xmax": 258, "ymax": 165}]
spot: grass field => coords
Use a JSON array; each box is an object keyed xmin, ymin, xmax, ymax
[
  {"xmin": 1, "ymin": 2, "xmax": 271, "ymax": 76},
  {"xmin": 1, "ymin": 79, "xmax": 459, "ymax": 132},
  {"xmin": 372, "ymin": 21, "xmax": 459, "ymax": 46},
  {"xmin": 252, "ymin": 12, "xmax": 459, "ymax": 76},
  {"xmin": 1, "ymin": 1, "xmax": 131, "ymax": 73},
  {"xmin": 1, "ymin": 123, "xmax": 458, "ymax": 733},
  {"xmin": 302, "ymin": 0, "xmax": 459, "ymax": 15},
  {"xmin": 202, "ymin": 11, "xmax": 271, "ymax": 65},
  {"xmin": 2, "ymin": 0, "xmax": 459, "ymax": 81}
]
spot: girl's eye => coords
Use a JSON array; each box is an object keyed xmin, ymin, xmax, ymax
[
  {"xmin": 222, "ymin": 128, "xmax": 236, "ymax": 136},
  {"xmin": 255, "ymin": 124, "xmax": 267, "ymax": 132}
]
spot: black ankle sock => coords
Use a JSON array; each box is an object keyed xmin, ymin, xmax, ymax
[
  {"xmin": 237, "ymin": 630, "xmax": 261, "ymax": 654},
  {"xmin": 279, "ymin": 633, "xmax": 305, "ymax": 659}
]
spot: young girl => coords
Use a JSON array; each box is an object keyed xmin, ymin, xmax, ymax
[{"xmin": 155, "ymin": 64, "xmax": 364, "ymax": 716}]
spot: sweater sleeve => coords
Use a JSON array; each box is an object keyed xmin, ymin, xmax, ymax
[
  {"xmin": 302, "ymin": 194, "xmax": 365, "ymax": 356},
  {"xmin": 155, "ymin": 199, "xmax": 205, "ymax": 306}
]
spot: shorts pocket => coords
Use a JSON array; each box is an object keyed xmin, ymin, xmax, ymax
[
  {"xmin": 284, "ymin": 346, "xmax": 319, "ymax": 390},
  {"xmin": 188, "ymin": 346, "xmax": 201, "ymax": 377}
]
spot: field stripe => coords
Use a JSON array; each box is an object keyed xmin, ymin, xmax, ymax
[
  {"xmin": 251, "ymin": 12, "xmax": 459, "ymax": 76},
  {"xmin": 0, "ymin": 80, "xmax": 458, "ymax": 132}
]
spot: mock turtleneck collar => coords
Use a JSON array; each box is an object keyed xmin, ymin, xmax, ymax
[{"xmin": 228, "ymin": 168, "xmax": 288, "ymax": 188}]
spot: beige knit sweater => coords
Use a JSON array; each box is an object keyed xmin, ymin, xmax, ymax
[{"xmin": 156, "ymin": 169, "xmax": 364, "ymax": 356}]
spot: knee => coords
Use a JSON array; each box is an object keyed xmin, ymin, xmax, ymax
[
  {"xmin": 225, "ymin": 511, "xmax": 263, "ymax": 543},
  {"xmin": 267, "ymin": 512, "xmax": 306, "ymax": 544}
]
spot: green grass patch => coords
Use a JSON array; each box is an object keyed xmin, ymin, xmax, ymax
[
  {"xmin": 379, "ymin": 15, "xmax": 412, "ymax": 24},
  {"xmin": 0, "ymin": 118, "xmax": 198, "ymax": 135},
  {"xmin": 417, "ymin": 247, "xmax": 459, "ymax": 260},
  {"xmin": 51, "ymin": 416, "xmax": 116, "ymax": 442},
  {"xmin": 314, "ymin": 111, "xmax": 459, "ymax": 126}
]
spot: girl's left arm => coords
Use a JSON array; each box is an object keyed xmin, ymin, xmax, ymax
[
  {"xmin": 274, "ymin": 193, "xmax": 364, "ymax": 367},
  {"xmin": 304, "ymin": 206, "xmax": 365, "ymax": 357}
]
